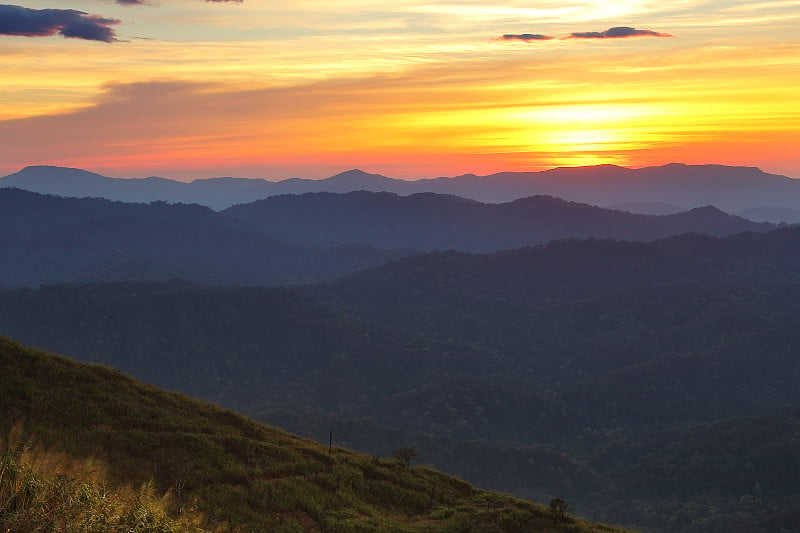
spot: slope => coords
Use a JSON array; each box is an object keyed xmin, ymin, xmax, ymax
[{"xmin": 0, "ymin": 335, "xmax": 622, "ymax": 533}]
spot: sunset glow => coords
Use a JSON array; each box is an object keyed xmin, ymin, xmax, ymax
[{"xmin": 1, "ymin": 0, "xmax": 798, "ymax": 179}]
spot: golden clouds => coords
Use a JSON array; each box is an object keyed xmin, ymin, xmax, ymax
[{"xmin": 1, "ymin": 1, "xmax": 798, "ymax": 178}]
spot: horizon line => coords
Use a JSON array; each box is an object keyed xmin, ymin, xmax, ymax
[{"xmin": 4, "ymin": 161, "xmax": 796, "ymax": 183}]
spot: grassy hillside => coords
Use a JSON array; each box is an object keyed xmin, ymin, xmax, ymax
[{"xmin": 0, "ymin": 335, "xmax": 624, "ymax": 532}]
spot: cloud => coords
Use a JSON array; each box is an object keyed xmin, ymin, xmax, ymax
[
  {"xmin": 500, "ymin": 33, "xmax": 554, "ymax": 42},
  {"xmin": 0, "ymin": 4, "xmax": 120, "ymax": 42},
  {"xmin": 568, "ymin": 26, "xmax": 672, "ymax": 39},
  {"xmin": 498, "ymin": 27, "xmax": 671, "ymax": 44}
]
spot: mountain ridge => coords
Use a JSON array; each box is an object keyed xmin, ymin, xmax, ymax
[
  {"xmin": 0, "ymin": 186, "xmax": 773, "ymax": 286},
  {"xmin": 0, "ymin": 187, "xmax": 407, "ymax": 287},
  {"xmin": 3, "ymin": 162, "xmax": 799, "ymax": 213},
  {"xmin": 223, "ymin": 191, "xmax": 773, "ymax": 252}
]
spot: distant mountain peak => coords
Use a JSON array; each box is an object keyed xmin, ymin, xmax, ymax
[
  {"xmin": 20, "ymin": 164, "xmax": 68, "ymax": 171},
  {"xmin": 656, "ymin": 161, "xmax": 765, "ymax": 174},
  {"xmin": 15, "ymin": 165, "xmax": 104, "ymax": 176},
  {"xmin": 686, "ymin": 205, "xmax": 728, "ymax": 215},
  {"xmin": 142, "ymin": 175, "xmax": 179, "ymax": 183},
  {"xmin": 605, "ymin": 201, "xmax": 686, "ymax": 216},
  {"xmin": 328, "ymin": 168, "xmax": 387, "ymax": 180},
  {"xmin": 3, "ymin": 165, "xmax": 112, "ymax": 187},
  {"xmin": 508, "ymin": 194, "xmax": 577, "ymax": 207}
]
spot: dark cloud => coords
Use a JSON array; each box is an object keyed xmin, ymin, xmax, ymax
[
  {"xmin": 501, "ymin": 33, "xmax": 554, "ymax": 42},
  {"xmin": 568, "ymin": 26, "xmax": 672, "ymax": 39},
  {"xmin": 0, "ymin": 4, "xmax": 119, "ymax": 42}
]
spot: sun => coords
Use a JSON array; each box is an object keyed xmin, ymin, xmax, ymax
[{"xmin": 504, "ymin": 102, "xmax": 667, "ymax": 167}]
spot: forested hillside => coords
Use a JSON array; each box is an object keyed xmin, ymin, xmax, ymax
[
  {"xmin": 4, "ymin": 226, "xmax": 800, "ymax": 531},
  {"xmin": 1, "ymin": 335, "xmax": 624, "ymax": 532},
  {"xmin": 0, "ymin": 187, "xmax": 776, "ymax": 288},
  {"xmin": 223, "ymin": 191, "xmax": 771, "ymax": 252},
  {"xmin": 0, "ymin": 188, "xmax": 405, "ymax": 286}
]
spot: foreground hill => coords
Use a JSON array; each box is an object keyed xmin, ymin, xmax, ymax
[
  {"xmin": 223, "ymin": 191, "xmax": 771, "ymax": 252},
  {"xmin": 0, "ymin": 188, "xmax": 405, "ymax": 286},
  {"xmin": 0, "ymin": 335, "xmax": 621, "ymax": 532},
  {"xmin": 4, "ymin": 163, "xmax": 800, "ymax": 214}
]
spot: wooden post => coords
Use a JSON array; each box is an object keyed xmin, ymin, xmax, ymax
[{"xmin": 329, "ymin": 431, "xmax": 333, "ymax": 453}]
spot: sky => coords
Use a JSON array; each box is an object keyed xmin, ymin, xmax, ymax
[{"xmin": 1, "ymin": 0, "xmax": 799, "ymax": 181}]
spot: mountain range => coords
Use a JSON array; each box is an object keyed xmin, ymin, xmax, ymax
[
  {"xmin": 4, "ymin": 161, "xmax": 800, "ymax": 531},
  {"xmin": 0, "ymin": 188, "xmax": 405, "ymax": 286},
  {"xmin": 0, "ymin": 187, "xmax": 774, "ymax": 286},
  {"xmin": 223, "ymin": 192, "xmax": 771, "ymax": 252},
  {"xmin": 4, "ymin": 163, "xmax": 800, "ymax": 219}
]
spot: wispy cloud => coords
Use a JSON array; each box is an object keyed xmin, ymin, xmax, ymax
[
  {"xmin": 568, "ymin": 27, "xmax": 673, "ymax": 39},
  {"xmin": 0, "ymin": 4, "xmax": 120, "ymax": 42},
  {"xmin": 500, "ymin": 33, "xmax": 554, "ymax": 42}
]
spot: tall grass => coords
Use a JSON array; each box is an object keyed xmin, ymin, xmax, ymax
[{"xmin": 0, "ymin": 433, "xmax": 212, "ymax": 533}]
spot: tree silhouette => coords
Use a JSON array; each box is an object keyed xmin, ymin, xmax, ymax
[
  {"xmin": 393, "ymin": 446, "xmax": 418, "ymax": 466},
  {"xmin": 550, "ymin": 497, "xmax": 569, "ymax": 523}
]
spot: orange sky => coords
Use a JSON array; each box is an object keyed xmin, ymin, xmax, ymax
[{"xmin": 1, "ymin": 1, "xmax": 799, "ymax": 180}]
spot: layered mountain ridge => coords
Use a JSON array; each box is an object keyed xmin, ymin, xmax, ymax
[
  {"xmin": 4, "ymin": 163, "xmax": 800, "ymax": 217},
  {"xmin": 0, "ymin": 187, "xmax": 774, "ymax": 287}
]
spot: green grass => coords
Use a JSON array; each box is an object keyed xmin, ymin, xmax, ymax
[{"xmin": 0, "ymin": 335, "xmax": 629, "ymax": 532}]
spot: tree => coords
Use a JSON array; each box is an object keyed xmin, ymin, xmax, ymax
[
  {"xmin": 393, "ymin": 446, "xmax": 418, "ymax": 466},
  {"xmin": 549, "ymin": 497, "xmax": 569, "ymax": 523}
]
